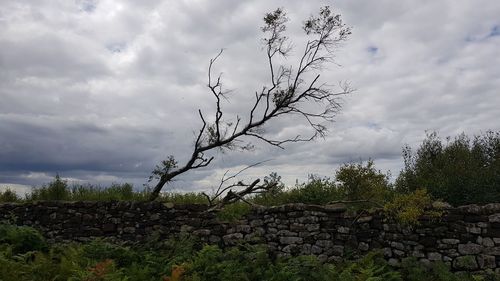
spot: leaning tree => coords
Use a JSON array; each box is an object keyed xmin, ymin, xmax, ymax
[{"xmin": 148, "ymin": 6, "xmax": 352, "ymax": 201}]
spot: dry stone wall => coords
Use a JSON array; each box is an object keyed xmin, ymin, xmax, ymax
[{"xmin": 1, "ymin": 201, "xmax": 499, "ymax": 272}]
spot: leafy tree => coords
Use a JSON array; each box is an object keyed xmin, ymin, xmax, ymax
[
  {"xmin": 149, "ymin": 6, "xmax": 352, "ymax": 200},
  {"xmin": 395, "ymin": 131, "xmax": 500, "ymax": 205},
  {"xmin": 335, "ymin": 160, "xmax": 392, "ymax": 204}
]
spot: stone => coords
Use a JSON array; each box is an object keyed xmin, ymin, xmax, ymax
[
  {"xmin": 306, "ymin": 224, "xmax": 320, "ymax": 231},
  {"xmin": 277, "ymin": 230, "xmax": 297, "ymax": 236},
  {"xmin": 458, "ymin": 205, "xmax": 482, "ymax": 215},
  {"xmin": 432, "ymin": 201, "xmax": 452, "ymax": 209},
  {"xmin": 383, "ymin": 247, "xmax": 392, "ymax": 258},
  {"xmin": 388, "ymin": 258, "xmax": 400, "ymax": 267},
  {"xmin": 297, "ymin": 216, "xmax": 318, "ymax": 224},
  {"xmin": 265, "ymin": 227, "xmax": 277, "ymax": 234},
  {"xmin": 427, "ymin": 252, "xmax": 442, "ymax": 261},
  {"xmin": 453, "ymin": 256, "xmax": 478, "ymax": 270},
  {"xmin": 150, "ymin": 213, "xmax": 160, "ymax": 220},
  {"xmin": 331, "ymin": 245, "xmax": 344, "ymax": 256},
  {"xmin": 315, "ymin": 233, "xmax": 331, "ymax": 240},
  {"xmin": 393, "ymin": 249, "xmax": 405, "ymax": 257},
  {"xmin": 209, "ymin": 235, "xmax": 221, "ymax": 243},
  {"xmin": 250, "ymin": 219, "xmax": 264, "ymax": 227},
  {"xmin": 481, "ymin": 237, "xmax": 495, "ymax": 247},
  {"xmin": 311, "ymin": 245, "xmax": 323, "ymax": 254},
  {"xmin": 458, "ymin": 243, "xmax": 483, "ymax": 255},
  {"xmin": 223, "ymin": 233, "xmax": 243, "ymax": 245},
  {"xmin": 441, "ymin": 239, "xmax": 460, "ymax": 245},
  {"xmin": 357, "ymin": 216, "xmax": 373, "ymax": 223},
  {"xmin": 411, "ymin": 251, "xmax": 425, "ymax": 258},
  {"xmin": 282, "ymin": 245, "xmax": 300, "ymax": 254},
  {"xmin": 484, "ymin": 246, "xmax": 500, "ymax": 255},
  {"xmin": 466, "ymin": 226, "xmax": 482, "ymax": 234},
  {"xmin": 477, "ymin": 255, "xmax": 496, "ymax": 269},
  {"xmin": 290, "ymin": 223, "xmax": 306, "ymax": 232},
  {"xmin": 391, "ymin": 241, "xmax": 405, "ymax": 251},
  {"xmin": 315, "ymin": 240, "xmax": 333, "ymax": 248},
  {"xmin": 489, "ymin": 214, "xmax": 500, "ymax": 223},
  {"xmin": 193, "ymin": 229, "xmax": 211, "ymax": 236},
  {"xmin": 236, "ymin": 225, "xmax": 251, "ymax": 233},
  {"xmin": 280, "ymin": 236, "xmax": 303, "ymax": 245},
  {"xmin": 163, "ymin": 202, "xmax": 174, "ymax": 208},
  {"xmin": 358, "ymin": 242, "xmax": 369, "ymax": 251},
  {"xmin": 337, "ymin": 226, "xmax": 350, "ymax": 234},
  {"xmin": 123, "ymin": 227, "xmax": 135, "ymax": 234}
]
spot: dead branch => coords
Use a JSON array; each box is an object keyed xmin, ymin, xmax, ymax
[{"xmin": 149, "ymin": 6, "xmax": 351, "ymax": 200}]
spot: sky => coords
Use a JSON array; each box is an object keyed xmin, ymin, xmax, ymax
[{"xmin": 1, "ymin": 0, "xmax": 499, "ymax": 195}]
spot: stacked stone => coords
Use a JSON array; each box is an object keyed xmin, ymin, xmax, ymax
[
  {"xmin": 379, "ymin": 203, "xmax": 500, "ymax": 273},
  {"xmin": 0, "ymin": 201, "xmax": 499, "ymax": 272}
]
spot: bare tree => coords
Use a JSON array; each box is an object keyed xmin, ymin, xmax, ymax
[{"xmin": 148, "ymin": 6, "xmax": 352, "ymax": 201}]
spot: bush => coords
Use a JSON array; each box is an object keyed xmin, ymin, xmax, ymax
[
  {"xmin": 27, "ymin": 175, "xmax": 69, "ymax": 201},
  {"xmin": 0, "ymin": 188, "xmax": 20, "ymax": 203},
  {"xmin": 81, "ymin": 240, "xmax": 140, "ymax": 267},
  {"xmin": 335, "ymin": 159, "xmax": 392, "ymax": 204},
  {"xmin": 395, "ymin": 131, "xmax": 500, "ymax": 205},
  {"xmin": 0, "ymin": 223, "xmax": 47, "ymax": 254},
  {"xmin": 384, "ymin": 188, "xmax": 442, "ymax": 226}
]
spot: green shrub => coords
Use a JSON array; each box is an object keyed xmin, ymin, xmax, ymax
[
  {"xmin": 384, "ymin": 188, "xmax": 442, "ymax": 226},
  {"xmin": 27, "ymin": 174, "xmax": 69, "ymax": 201},
  {"xmin": 0, "ymin": 223, "xmax": 47, "ymax": 254},
  {"xmin": 395, "ymin": 131, "xmax": 500, "ymax": 205},
  {"xmin": 82, "ymin": 240, "xmax": 140, "ymax": 267},
  {"xmin": 335, "ymin": 251, "xmax": 402, "ymax": 281},
  {"xmin": 335, "ymin": 159, "xmax": 393, "ymax": 204},
  {"xmin": 0, "ymin": 189, "xmax": 20, "ymax": 203},
  {"xmin": 160, "ymin": 192, "xmax": 209, "ymax": 204},
  {"xmin": 254, "ymin": 175, "xmax": 341, "ymax": 206},
  {"xmin": 398, "ymin": 257, "xmax": 496, "ymax": 281},
  {"xmin": 216, "ymin": 202, "xmax": 251, "ymax": 221}
]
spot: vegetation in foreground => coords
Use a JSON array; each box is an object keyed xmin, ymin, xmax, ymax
[{"xmin": 0, "ymin": 223, "xmax": 498, "ymax": 281}]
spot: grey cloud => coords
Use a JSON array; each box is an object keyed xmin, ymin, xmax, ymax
[{"xmin": 1, "ymin": 0, "xmax": 500, "ymax": 194}]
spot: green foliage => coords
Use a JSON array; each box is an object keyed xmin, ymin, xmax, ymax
[
  {"xmin": 160, "ymin": 192, "xmax": 209, "ymax": 205},
  {"xmin": 0, "ymin": 223, "xmax": 47, "ymax": 254},
  {"xmin": 254, "ymin": 175, "xmax": 342, "ymax": 206},
  {"xmin": 28, "ymin": 174, "xmax": 70, "ymax": 201},
  {"xmin": 81, "ymin": 240, "xmax": 140, "ymax": 267},
  {"xmin": 270, "ymin": 255, "xmax": 338, "ymax": 281},
  {"xmin": 216, "ymin": 202, "xmax": 251, "ymax": 221},
  {"xmin": 399, "ymin": 257, "xmax": 499, "ymax": 281},
  {"xmin": 384, "ymin": 188, "xmax": 442, "ymax": 226},
  {"xmin": 69, "ymin": 183, "xmax": 148, "ymax": 201},
  {"xmin": 0, "ymin": 224, "xmax": 498, "ymax": 281},
  {"xmin": 335, "ymin": 160, "xmax": 392, "ymax": 204},
  {"xmin": 0, "ymin": 188, "xmax": 20, "ymax": 202},
  {"xmin": 23, "ymin": 176, "xmax": 149, "ymax": 202},
  {"xmin": 335, "ymin": 251, "xmax": 402, "ymax": 281},
  {"xmin": 396, "ymin": 131, "xmax": 500, "ymax": 205}
]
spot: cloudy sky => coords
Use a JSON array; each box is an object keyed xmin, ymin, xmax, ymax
[{"xmin": 1, "ymin": 0, "xmax": 499, "ymax": 195}]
